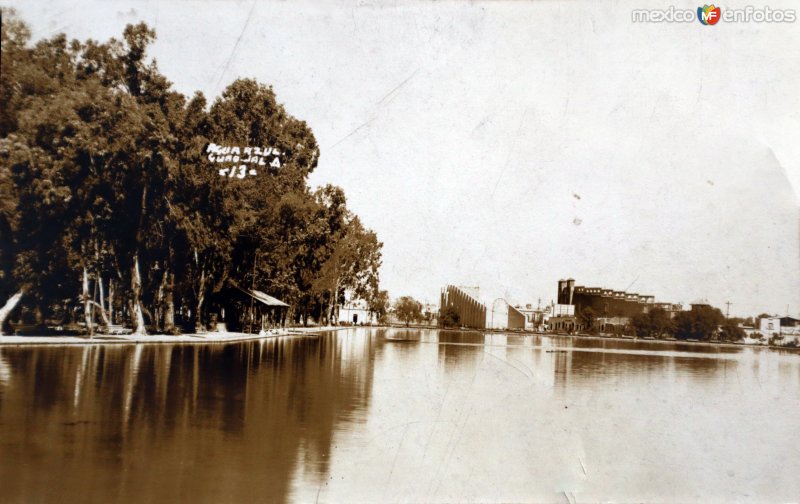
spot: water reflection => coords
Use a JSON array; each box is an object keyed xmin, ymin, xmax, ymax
[
  {"xmin": 0, "ymin": 334, "xmax": 375, "ymax": 503},
  {"xmin": 1, "ymin": 329, "xmax": 799, "ymax": 503}
]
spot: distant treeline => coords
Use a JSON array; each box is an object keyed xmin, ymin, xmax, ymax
[
  {"xmin": 581, "ymin": 305, "xmax": 748, "ymax": 342},
  {"xmin": 0, "ymin": 10, "xmax": 385, "ymax": 334}
]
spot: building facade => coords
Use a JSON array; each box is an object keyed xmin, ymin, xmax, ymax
[
  {"xmin": 439, "ymin": 285, "xmax": 486, "ymax": 329},
  {"xmin": 558, "ymin": 278, "xmax": 657, "ymax": 318},
  {"xmin": 514, "ymin": 304, "xmax": 549, "ymax": 331},
  {"xmin": 338, "ymin": 298, "xmax": 376, "ymax": 325},
  {"xmin": 488, "ymin": 299, "xmax": 526, "ymax": 330},
  {"xmin": 553, "ymin": 278, "xmax": 680, "ymax": 333},
  {"xmin": 759, "ymin": 316, "xmax": 800, "ymax": 337}
]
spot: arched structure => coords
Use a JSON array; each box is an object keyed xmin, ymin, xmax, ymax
[{"xmin": 490, "ymin": 298, "xmax": 526, "ymax": 330}]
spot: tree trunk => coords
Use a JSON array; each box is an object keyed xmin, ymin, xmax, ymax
[
  {"xmin": 83, "ymin": 267, "xmax": 93, "ymax": 337},
  {"xmin": 155, "ymin": 268, "xmax": 164, "ymax": 333},
  {"xmin": 327, "ymin": 292, "xmax": 334, "ymax": 326},
  {"xmin": 88, "ymin": 302, "xmax": 110, "ymax": 327},
  {"xmin": 108, "ymin": 278, "xmax": 115, "ymax": 326},
  {"xmin": 0, "ymin": 290, "xmax": 24, "ymax": 336},
  {"xmin": 194, "ymin": 268, "xmax": 207, "ymax": 333},
  {"xmin": 327, "ymin": 277, "xmax": 340, "ymax": 327},
  {"xmin": 164, "ymin": 246, "xmax": 176, "ymax": 334},
  {"xmin": 98, "ymin": 274, "xmax": 107, "ymax": 326},
  {"xmin": 91, "ymin": 273, "xmax": 110, "ymax": 329},
  {"xmin": 131, "ymin": 252, "xmax": 147, "ymax": 336},
  {"xmin": 163, "ymin": 270, "xmax": 175, "ymax": 333},
  {"xmin": 130, "ymin": 184, "xmax": 148, "ymax": 336}
]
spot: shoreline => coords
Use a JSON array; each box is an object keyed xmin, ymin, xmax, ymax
[
  {"xmin": 0, "ymin": 326, "xmax": 351, "ymax": 347},
  {"xmin": 1, "ymin": 326, "xmax": 797, "ymax": 353},
  {"xmin": 481, "ymin": 329, "xmax": 800, "ymax": 352}
]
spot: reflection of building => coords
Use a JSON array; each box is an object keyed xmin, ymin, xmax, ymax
[{"xmin": 439, "ymin": 285, "xmax": 486, "ymax": 329}]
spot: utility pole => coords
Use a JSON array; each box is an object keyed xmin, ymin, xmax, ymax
[{"xmin": 725, "ymin": 301, "xmax": 731, "ymax": 319}]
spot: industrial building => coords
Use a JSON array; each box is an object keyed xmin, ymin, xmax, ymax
[
  {"xmin": 553, "ymin": 278, "xmax": 681, "ymax": 332},
  {"xmin": 439, "ymin": 285, "xmax": 486, "ymax": 329},
  {"xmin": 557, "ymin": 278, "xmax": 656, "ymax": 318}
]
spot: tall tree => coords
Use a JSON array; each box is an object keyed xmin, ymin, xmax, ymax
[
  {"xmin": 0, "ymin": 16, "xmax": 384, "ymax": 336},
  {"xmin": 394, "ymin": 296, "xmax": 422, "ymax": 327}
]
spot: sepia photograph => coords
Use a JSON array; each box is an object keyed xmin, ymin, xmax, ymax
[{"xmin": 0, "ymin": 1, "xmax": 799, "ymax": 502}]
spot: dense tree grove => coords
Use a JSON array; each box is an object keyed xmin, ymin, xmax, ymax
[
  {"xmin": 672, "ymin": 305, "xmax": 725, "ymax": 341},
  {"xmin": 630, "ymin": 304, "xmax": 744, "ymax": 342},
  {"xmin": 0, "ymin": 12, "xmax": 382, "ymax": 335},
  {"xmin": 630, "ymin": 307, "xmax": 674, "ymax": 339}
]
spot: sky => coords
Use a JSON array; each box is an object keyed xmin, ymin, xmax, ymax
[{"xmin": 6, "ymin": 0, "xmax": 800, "ymax": 317}]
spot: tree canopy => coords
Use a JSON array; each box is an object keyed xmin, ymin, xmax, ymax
[
  {"xmin": 673, "ymin": 306, "xmax": 725, "ymax": 341},
  {"xmin": 394, "ymin": 296, "xmax": 422, "ymax": 327},
  {"xmin": 631, "ymin": 307, "xmax": 674, "ymax": 338},
  {"xmin": 0, "ymin": 10, "xmax": 382, "ymax": 334}
]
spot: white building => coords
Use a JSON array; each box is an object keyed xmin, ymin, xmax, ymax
[
  {"xmin": 759, "ymin": 316, "xmax": 800, "ymax": 337},
  {"xmin": 337, "ymin": 297, "xmax": 375, "ymax": 325}
]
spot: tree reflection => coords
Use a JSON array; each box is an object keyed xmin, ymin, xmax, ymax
[{"xmin": 0, "ymin": 333, "xmax": 375, "ymax": 503}]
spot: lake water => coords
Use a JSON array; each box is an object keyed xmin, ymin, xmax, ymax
[{"xmin": 1, "ymin": 328, "xmax": 799, "ymax": 503}]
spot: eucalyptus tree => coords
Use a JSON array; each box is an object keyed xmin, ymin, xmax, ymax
[
  {"xmin": 313, "ymin": 213, "xmax": 382, "ymax": 325},
  {"xmin": 1, "ymin": 14, "xmax": 386, "ymax": 336}
]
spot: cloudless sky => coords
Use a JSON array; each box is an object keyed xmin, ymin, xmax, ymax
[{"xmin": 7, "ymin": 0, "xmax": 800, "ymax": 317}]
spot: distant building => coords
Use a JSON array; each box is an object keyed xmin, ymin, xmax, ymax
[
  {"xmin": 759, "ymin": 316, "xmax": 800, "ymax": 337},
  {"xmin": 489, "ymin": 299, "xmax": 525, "ymax": 330},
  {"xmin": 654, "ymin": 302, "xmax": 684, "ymax": 316},
  {"xmin": 551, "ymin": 304, "xmax": 575, "ymax": 317},
  {"xmin": 422, "ymin": 303, "xmax": 439, "ymax": 325},
  {"xmin": 440, "ymin": 285, "xmax": 486, "ymax": 329},
  {"xmin": 558, "ymin": 278, "xmax": 656, "ymax": 318},
  {"xmin": 514, "ymin": 304, "xmax": 549, "ymax": 331},
  {"xmin": 338, "ymin": 297, "xmax": 375, "ymax": 325},
  {"xmin": 507, "ymin": 305, "xmax": 525, "ymax": 329},
  {"xmin": 553, "ymin": 278, "xmax": 680, "ymax": 332}
]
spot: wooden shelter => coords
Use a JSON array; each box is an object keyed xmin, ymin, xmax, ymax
[{"xmin": 210, "ymin": 285, "xmax": 289, "ymax": 333}]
